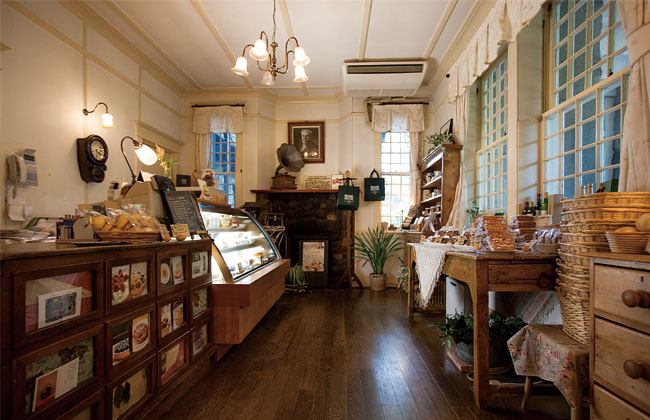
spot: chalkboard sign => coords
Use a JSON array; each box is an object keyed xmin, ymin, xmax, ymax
[{"xmin": 162, "ymin": 191, "xmax": 205, "ymax": 232}]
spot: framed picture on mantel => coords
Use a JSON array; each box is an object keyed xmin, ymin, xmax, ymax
[{"xmin": 288, "ymin": 121, "xmax": 325, "ymax": 164}]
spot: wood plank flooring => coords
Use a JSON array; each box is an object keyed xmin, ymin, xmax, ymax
[{"xmin": 163, "ymin": 290, "xmax": 576, "ymax": 420}]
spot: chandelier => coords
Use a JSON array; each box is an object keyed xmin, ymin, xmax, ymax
[{"xmin": 230, "ymin": 0, "xmax": 310, "ymax": 85}]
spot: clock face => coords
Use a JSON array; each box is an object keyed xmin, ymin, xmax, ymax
[{"xmin": 90, "ymin": 139, "xmax": 106, "ymax": 161}]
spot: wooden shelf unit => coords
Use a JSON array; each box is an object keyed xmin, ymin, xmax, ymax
[{"xmin": 419, "ymin": 144, "xmax": 462, "ymax": 229}]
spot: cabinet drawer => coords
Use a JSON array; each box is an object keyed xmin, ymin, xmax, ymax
[
  {"xmin": 594, "ymin": 318, "xmax": 650, "ymax": 414},
  {"xmin": 593, "ymin": 385, "xmax": 649, "ymax": 420},
  {"xmin": 594, "ymin": 264, "xmax": 650, "ymax": 331}
]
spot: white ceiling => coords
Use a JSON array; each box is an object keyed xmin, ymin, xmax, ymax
[{"xmin": 86, "ymin": 0, "xmax": 477, "ymax": 96}]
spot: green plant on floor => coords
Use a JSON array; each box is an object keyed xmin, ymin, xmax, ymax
[
  {"xmin": 396, "ymin": 257, "xmax": 409, "ymax": 294},
  {"xmin": 285, "ymin": 263, "xmax": 308, "ymax": 294},
  {"xmin": 352, "ymin": 225, "xmax": 404, "ymax": 274},
  {"xmin": 429, "ymin": 312, "xmax": 526, "ymax": 349}
]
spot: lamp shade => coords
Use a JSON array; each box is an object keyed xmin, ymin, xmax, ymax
[
  {"xmin": 249, "ymin": 39, "xmax": 268, "ymax": 61},
  {"xmin": 101, "ymin": 112, "xmax": 114, "ymax": 128},
  {"xmin": 135, "ymin": 144, "xmax": 158, "ymax": 165},
  {"xmin": 292, "ymin": 46, "xmax": 310, "ymax": 67},
  {"xmin": 293, "ymin": 65, "xmax": 309, "ymax": 83},
  {"xmin": 260, "ymin": 71, "xmax": 275, "ymax": 86},
  {"xmin": 231, "ymin": 56, "xmax": 249, "ymax": 76}
]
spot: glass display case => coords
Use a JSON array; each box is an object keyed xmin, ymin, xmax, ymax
[{"xmin": 198, "ymin": 205, "xmax": 279, "ymax": 282}]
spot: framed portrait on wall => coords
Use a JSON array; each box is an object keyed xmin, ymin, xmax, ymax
[{"xmin": 288, "ymin": 121, "xmax": 325, "ymax": 163}]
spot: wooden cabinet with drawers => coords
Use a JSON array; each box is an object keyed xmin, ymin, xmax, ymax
[{"xmin": 589, "ymin": 253, "xmax": 650, "ymax": 420}]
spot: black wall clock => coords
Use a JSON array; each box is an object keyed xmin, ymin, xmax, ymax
[{"xmin": 77, "ymin": 134, "xmax": 108, "ymax": 183}]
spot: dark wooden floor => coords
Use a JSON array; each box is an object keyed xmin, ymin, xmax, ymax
[{"xmin": 163, "ymin": 290, "xmax": 578, "ymax": 420}]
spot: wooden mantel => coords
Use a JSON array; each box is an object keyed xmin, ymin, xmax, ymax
[{"xmin": 251, "ymin": 189, "xmax": 337, "ymax": 194}]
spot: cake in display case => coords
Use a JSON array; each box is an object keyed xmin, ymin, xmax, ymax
[{"xmin": 198, "ymin": 204, "xmax": 279, "ymax": 282}]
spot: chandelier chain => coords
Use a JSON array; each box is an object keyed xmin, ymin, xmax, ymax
[{"xmin": 272, "ymin": 0, "xmax": 277, "ymax": 43}]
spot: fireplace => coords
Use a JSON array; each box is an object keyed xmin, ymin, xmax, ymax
[{"xmin": 251, "ymin": 190, "xmax": 349, "ymax": 287}]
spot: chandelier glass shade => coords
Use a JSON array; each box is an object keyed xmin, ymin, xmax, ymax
[{"xmin": 230, "ymin": 0, "xmax": 309, "ymax": 86}]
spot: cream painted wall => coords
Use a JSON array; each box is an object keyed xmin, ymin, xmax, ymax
[{"xmin": 1, "ymin": 1, "xmax": 183, "ymax": 229}]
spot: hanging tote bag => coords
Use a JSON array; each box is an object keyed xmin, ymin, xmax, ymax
[
  {"xmin": 337, "ymin": 178, "xmax": 360, "ymax": 210},
  {"xmin": 363, "ymin": 169, "xmax": 385, "ymax": 201}
]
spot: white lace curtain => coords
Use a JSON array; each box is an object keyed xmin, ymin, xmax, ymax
[
  {"xmin": 192, "ymin": 106, "xmax": 244, "ymax": 171},
  {"xmin": 370, "ymin": 104, "xmax": 424, "ymax": 205},
  {"xmin": 618, "ymin": 0, "xmax": 650, "ymax": 191}
]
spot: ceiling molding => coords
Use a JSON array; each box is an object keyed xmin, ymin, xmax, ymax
[
  {"xmin": 190, "ymin": 0, "xmax": 254, "ymax": 89},
  {"xmin": 57, "ymin": 0, "xmax": 185, "ymax": 97},
  {"xmin": 103, "ymin": 0, "xmax": 201, "ymax": 89},
  {"xmin": 358, "ymin": 0, "xmax": 373, "ymax": 60},
  {"xmin": 135, "ymin": 120, "xmax": 183, "ymax": 153},
  {"xmin": 420, "ymin": 0, "xmax": 496, "ymax": 98},
  {"xmin": 275, "ymin": 94, "xmax": 345, "ymax": 105},
  {"xmin": 422, "ymin": 0, "xmax": 458, "ymax": 58},
  {"xmin": 183, "ymin": 88, "xmax": 277, "ymax": 104}
]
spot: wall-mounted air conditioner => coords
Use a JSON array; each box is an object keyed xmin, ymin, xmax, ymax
[{"xmin": 342, "ymin": 61, "xmax": 428, "ymax": 97}]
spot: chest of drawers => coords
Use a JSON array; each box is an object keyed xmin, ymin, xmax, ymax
[{"xmin": 589, "ymin": 253, "xmax": 650, "ymax": 420}]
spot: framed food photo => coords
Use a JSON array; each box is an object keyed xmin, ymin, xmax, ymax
[
  {"xmin": 299, "ymin": 240, "xmax": 328, "ymax": 287},
  {"xmin": 288, "ymin": 121, "xmax": 325, "ymax": 163}
]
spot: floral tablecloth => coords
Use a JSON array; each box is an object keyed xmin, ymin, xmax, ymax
[{"xmin": 507, "ymin": 324, "xmax": 589, "ymax": 408}]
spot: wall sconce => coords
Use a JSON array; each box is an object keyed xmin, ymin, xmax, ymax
[
  {"xmin": 82, "ymin": 102, "xmax": 114, "ymax": 128},
  {"xmin": 120, "ymin": 136, "xmax": 157, "ymax": 183}
]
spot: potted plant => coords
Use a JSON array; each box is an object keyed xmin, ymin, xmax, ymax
[
  {"xmin": 430, "ymin": 312, "xmax": 525, "ymax": 367},
  {"xmin": 285, "ymin": 263, "xmax": 308, "ymax": 294},
  {"xmin": 426, "ymin": 132, "xmax": 455, "ymax": 149},
  {"xmin": 353, "ymin": 225, "xmax": 404, "ymax": 291}
]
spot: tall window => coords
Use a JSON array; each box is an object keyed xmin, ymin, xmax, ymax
[
  {"xmin": 543, "ymin": 0, "xmax": 629, "ymax": 198},
  {"xmin": 550, "ymin": 0, "xmax": 628, "ymax": 106},
  {"xmin": 477, "ymin": 55, "xmax": 508, "ymax": 214},
  {"xmin": 209, "ymin": 133, "xmax": 236, "ymax": 206},
  {"xmin": 380, "ymin": 133, "xmax": 411, "ymax": 227}
]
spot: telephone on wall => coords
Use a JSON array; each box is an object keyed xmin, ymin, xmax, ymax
[{"xmin": 8, "ymin": 149, "xmax": 38, "ymax": 186}]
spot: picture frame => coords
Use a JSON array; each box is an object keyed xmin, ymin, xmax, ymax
[
  {"xmin": 106, "ymin": 356, "xmax": 155, "ymax": 420},
  {"xmin": 298, "ymin": 239, "xmax": 328, "ymax": 287},
  {"xmin": 288, "ymin": 121, "xmax": 325, "ymax": 163}
]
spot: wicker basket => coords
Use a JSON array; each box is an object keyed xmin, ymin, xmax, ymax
[
  {"xmin": 605, "ymin": 232, "xmax": 650, "ymax": 254},
  {"xmin": 557, "ymin": 251, "xmax": 591, "ymax": 267},
  {"xmin": 560, "ymin": 232, "xmax": 607, "ymax": 244},
  {"xmin": 573, "ymin": 192, "xmax": 650, "ymax": 209},
  {"xmin": 559, "ymin": 242, "xmax": 610, "ymax": 255},
  {"xmin": 562, "ymin": 208, "xmax": 648, "ymax": 222},
  {"xmin": 557, "ymin": 260, "xmax": 590, "ymax": 277},
  {"xmin": 556, "ymin": 269, "xmax": 590, "ymax": 289},
  {"xmin": 96, "ymin": 231, "xmax": 161, "ymax": 244},
  {"xmin": 556, "ymin": 286, "xmax": 591, "ymax": 344}
]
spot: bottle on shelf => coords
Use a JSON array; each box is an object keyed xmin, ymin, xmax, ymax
[
  {"xmin": 586, "ymin": 183, "xmax": 593, "ymax": 194},
  {"xmin": 522, "ymin": 201, "xmax": 529, "ymax": 215},
  {"xmin": 580, "ymin": 185, "xmax": 586, "ymax": 196},
  {"xmin": 596, "ymin": 183, "xmax": 605, "ymax": 193},
  {"xmin": 534, "ymin": 193, "xmax": 541, "ymax": 214},
  {"xmin": 541, "ymin": 192, "xmax": 548, "ymax": 216}
]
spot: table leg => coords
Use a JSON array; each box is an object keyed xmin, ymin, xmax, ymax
[
  {"xmin": 570, "ymin": 397, "xmax": 582, "ymax": 420},
  {"xmin": 521, "ymin": 376, "xmax": 533, "ymax": 410},
  {"xmin": 472, "ymin": 261, "xmax": 490, "ymax": 408}
]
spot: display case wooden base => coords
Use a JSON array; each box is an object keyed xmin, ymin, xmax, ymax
[{"xmin": 212, "ymin": 259, "xmax": 290, "ymax": 344}]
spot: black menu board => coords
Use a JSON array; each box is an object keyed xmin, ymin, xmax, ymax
[{"xmin": 162, "ymin": 191, "xmax": 205, "ymax": 232}]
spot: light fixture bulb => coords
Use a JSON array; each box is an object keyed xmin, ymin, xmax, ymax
[
  {"xmin": 292, "ymin": 46, "xmax": 310, "ymax": 67},
  {"xmin": 249, "ymin": 39, "xmax": 268, "ymax": 61},
  {"xmin": 101, "ymin": 112, "xmax": 114, "ymax": 128},
  {"xmin": 135, "ymin": 143, "xmax": 158, "ymax": 166},
  {"xmin": 293, "ymin": 65, "xmax": 309, "ymax": 83},
  {"xmin": 260, "ymin": 71, "xmax": 275, "ymax": 86},
  {"xmin": 231, "ymin": 56, "xmax": 249, "ymax": 76}
]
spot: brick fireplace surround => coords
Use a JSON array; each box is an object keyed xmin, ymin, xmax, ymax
[{"xmin": 251, "ymin": 190, "xmax": 352, "ymax": 287}]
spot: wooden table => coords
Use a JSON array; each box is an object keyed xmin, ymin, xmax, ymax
[{"xmin": 407, "ymin": 245, "xmax": 557, "ymax": 408}]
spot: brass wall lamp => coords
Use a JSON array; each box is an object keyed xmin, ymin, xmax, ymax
[{"xmin": 82, "ymin": 102, "xmax": 114, "ymax": 128}]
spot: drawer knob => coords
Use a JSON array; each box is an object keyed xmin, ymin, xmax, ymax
[
  {"xmin": 623, "ymin": 360, "xmax": 650, "ymax": 380},
  {"xmin": 621, "ymin": 290, "xmax": 650, "ymax": 308}
]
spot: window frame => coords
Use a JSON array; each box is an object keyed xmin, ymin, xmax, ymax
[
  {"xmin": 208, "ymin": 133, "xmax": 237, "ymax": 207},
  {"xmin": 476, "ymin": 53, "xmax": 508, "ymax": 214},
  {"xmin": 379, "ymin": 132, "xmax": 412, "ymax": 228}
]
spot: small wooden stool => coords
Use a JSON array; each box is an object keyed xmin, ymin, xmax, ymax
[{"xmin": 508, "ymin": 325, "xmax": 589, "ymax": 420}]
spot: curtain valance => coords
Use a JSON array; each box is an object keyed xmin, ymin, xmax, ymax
[
  {"xmin": 192, "ymin": 106, "xmax": 244, "ymax": 134},
  {"xmin": 447, "ymin": 0, "xmax": 545, "ymax": 103},
  {"xmin": 370, "ymin": 104, "xmax": 424, "ymax": 133}
]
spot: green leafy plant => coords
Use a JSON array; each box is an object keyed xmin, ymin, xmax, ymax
[
  {"xmin": 285, "ymin": 263, "xmax": 308, "ymax": 294},
  {"xmin": 155, "ymin": 144, "xmax": 178, "ymax": 178},
  {"xmin": 352, "ymin": 225, "xmax": 404, "ymax": 274},
  {"xmin": 429, "ymin": 312, "xmax": 526, "ymax": 349},
  {"xmin": 426, "ymin": 132, "xmax": 454, "ymax": 149},
  {"xmin": 466, "ymin": 200, "xmax": 480, "ymax": 225},
  {"xmin": 396, "ymin": 257, "xmax": 409, "ymax": 293}
]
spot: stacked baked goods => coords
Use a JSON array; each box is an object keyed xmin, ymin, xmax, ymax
[
  {"xmin": 474, "ymin": 215, "xmax": 515, "ymax": 251},
  {"xmin": 508, "ymin": 215, "xmax": 536, "ymax": 247},
  {"xmin": 87, "ymin": 206, "xmax": 162, "ymax": 243},
  {"xmin": 557, "ymin": 192, "xmax": 650, "ymax": 344}
]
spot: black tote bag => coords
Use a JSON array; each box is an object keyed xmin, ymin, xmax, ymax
[
  {"xmin": 363, "ymin": 169, "xmax": 385, "ymax": 201},
  {"xmin": 337, "ymin": 179, "xmax": 360, "ymax": 210}
]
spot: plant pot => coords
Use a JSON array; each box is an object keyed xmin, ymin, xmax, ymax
[
  {"xmin": 369, "ymin": 273, "xmax": 386, "ymax": 292},
  {"xmin": 455, "ymin": 341, "xmax": 511, "ymax": 368}
]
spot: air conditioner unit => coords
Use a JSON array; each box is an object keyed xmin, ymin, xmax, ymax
[{"xmin": 342, "ymin": 61, "xmax": 428, "ymax": 97}]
